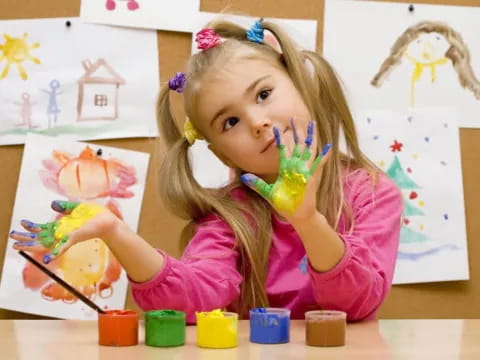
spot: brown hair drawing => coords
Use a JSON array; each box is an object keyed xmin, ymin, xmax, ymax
[{"xmin": 371, "ymin": 21, "xmax": 480, "ymax": 103}]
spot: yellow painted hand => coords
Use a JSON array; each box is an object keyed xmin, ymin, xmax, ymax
[
  {"xmin": 10, "ymin": 201, "xmax": 105, "ymax": 264},
  {"xmin": 241, "ymin": 119, "xmax": 331, "ymax": 214}
]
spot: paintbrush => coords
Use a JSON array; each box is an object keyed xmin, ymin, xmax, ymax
[{"xmin": 18, "ymin": 250, "xmax": 106, "ymax": 314}]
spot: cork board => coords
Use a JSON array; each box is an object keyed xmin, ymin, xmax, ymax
[{"xmin": 0, "ymin": 0, "xmax": 479, "ymax": 319}]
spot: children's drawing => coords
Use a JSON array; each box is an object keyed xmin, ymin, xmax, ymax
[
  {"xmin": 357, "ymin": 109, "xmax": 468, "ymax": 284},
  {"xmin": 19, "ymin": 145, "xmax": 138, "ymax": 305},
  {"xmin": 0, "ymin": 17, "xmax": 158, "ymax": 145},
  {"xmin": 0, "ymin": 134, "xmax": 149, "ymax": 319},
  {"xmin": 0, "ymin": 33, "xmax": 40, "ymax": 80},
  {"xmin": 15, "ymin": 92, "xmax": 37, "ymax": 128},
  {"xmin": 39, "ymin": 145, "xmax": 136, "ymax": 203},
  {"xmin": 41, "ymin": 79, "xmax": 62, "ymax": 128},
  {"xmin": 81, "ymin": 0, "xmax": 200, "ymax": 33},
  {"xmin": 384, "ymin": 140, "xmax": 458, "ymax": 260},
  {"xmin": 106, "ymin": 0, "xmax": 140, "ymax": 11},
  {"xmin": 77, "ymin": 58, "xmax": 126, "ymax": 121},
  {"xmin": 323, "ymin": 0, "xmax": 480, "ymax": 127},
  {"xmin": 371, "ymin": 21, "xmax": 480, "ymax": 106}
]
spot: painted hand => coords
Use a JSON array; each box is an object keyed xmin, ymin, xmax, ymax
[
  {"xmin": 241, "ymin": 119, "xmax": 331, "ymax": 216},
  {"xmin": 10, "ymin": 200, "xmax": 106, "ymax": 264}
]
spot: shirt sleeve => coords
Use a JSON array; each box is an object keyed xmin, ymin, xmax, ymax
[
  {"xmin": 129, "ymin": 215, "xmax": 243, "ymax": 324},
  {"xmin": 307, "ymin": 172, "xmax": 402, "ymax": 321}
]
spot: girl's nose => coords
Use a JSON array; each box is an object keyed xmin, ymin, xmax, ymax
[{"xmin": 251, "ymin": 117, "xmax": 272, "ymax": 137}]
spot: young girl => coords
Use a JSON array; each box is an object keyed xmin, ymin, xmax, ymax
[{"xmin": 11, "ymin": 19, "xmax": 402, "ymax": 323}]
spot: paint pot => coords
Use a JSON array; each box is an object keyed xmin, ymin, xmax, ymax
[
  {"xmin": 145, "ymin": 310, "xmax": 186, "ymax": 347},
  {"xmin": 98, "ymin": 309, "xmax": 139, "ymax": 346},
  {"xmin": 305, "ymin": 310, "xmax": 346, "ymax": 347},
  {"xmin": 249, "ymin": 307, "xmax": 290, "ymax": 344},
  {"xmin": 196, "ymin": 309, "xmax": 238, "ymax": 348}
]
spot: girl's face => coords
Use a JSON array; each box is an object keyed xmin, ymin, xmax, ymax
[
  {"xmin": 405, "ymin": 32, "xmax": 449, "ymax": 64},
  {"xmin": 194, "ymin": 57, "xmax": 315, "ymax": 183}
]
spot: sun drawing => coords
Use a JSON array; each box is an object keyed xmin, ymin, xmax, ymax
[{"xmin": 0, "ymin": 33, "xmax": 41, "ymax": 80}]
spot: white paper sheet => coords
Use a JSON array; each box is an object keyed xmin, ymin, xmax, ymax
[
  {"xmin": 80, "ymin": 0, "xmax": 200, "ymax": 33},
  {"xmin": 356, "ymin": 108, "xmax": 469, "ymax": 284},
  {"xmin": 324, "ymin": 0, "xmax": 480, "ymax": 128},
  {"xmin": 0, "ymin": 17, "xmax": 159, "ymax": 145},
  {"xmin": 0, "ymin": 133, "xmax": 150, "ymax": 319}
]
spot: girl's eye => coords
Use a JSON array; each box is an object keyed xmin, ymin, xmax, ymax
[
  {"xmin": 223, "ymin": 116, "xmax": 239, "ymax": 131},
  {"xmin": 257, "ymin": 88, "xmax": 272, "ymax": 102}
]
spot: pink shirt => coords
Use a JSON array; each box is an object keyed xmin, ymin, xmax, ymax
[{"xmin": 130, "ymin": 170, "xmax": 402, "ymax": 323}]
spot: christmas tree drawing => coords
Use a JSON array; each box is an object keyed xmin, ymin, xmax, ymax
[{"xmin": 386, "ymin": 140, "xmax": 428, "ymax": 244}]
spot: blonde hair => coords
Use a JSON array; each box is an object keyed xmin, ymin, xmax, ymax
[
  {"xmin": 371, "ymin": 20, "xmax": 480, "ymax": 99},
  {"xmin": 156, "ymin": 19, "xmax": 378, "ymax": 316}
]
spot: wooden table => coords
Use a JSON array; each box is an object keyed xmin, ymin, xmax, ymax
[{"xmin": 2, "ymin": 319, "xmax": 480, "ymax": 359}]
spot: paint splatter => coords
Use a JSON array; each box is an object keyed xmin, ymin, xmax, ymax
[
  {"xmin": 367, "ymin": 117, "xmax": 372, "ymax": 123},
  {"xmin": 443, "ymin": 123, "xmax": 448, "ymax": 128},
  {"xmin": 444, "ymin": 213, "xmax": 449, "ymax": 220},
  {"xmin": 409, "ymin": 191, "xmax": 418, "ymax": 199},
  {"xmin": 419, "ymin": 224, "xmax": 424, "ymax": 231},
  {"xmin": 407, "ymin": 167, "xmax": 412, "ymax": 173},
  {"xmin": 373, "ymin": 135, "xmax": 379, "ymax": 140},
  {"xmin": 412, "ymin": 153, "xmax": 419, "ymax": 160},
  {"xmin": 407, "ymin": 116, "xmax": 413, "ymax": 123},
  {"xmin": 440, "ymin": 161, "xmax": 447, "ymax": 166},
  {"xmin": 424, "ymin": 137, "xmax": 430, "ymax": 142},
  {"xmin": 390, "ymin": 140, "xmax": 403, "ymax": 152}
]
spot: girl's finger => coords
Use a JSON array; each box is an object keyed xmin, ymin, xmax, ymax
[
  {"xmin": 20, "ymin": 220, "xmax": 43, "ymax": 233},
  {"xmin": 42, "ymin": 235, "xmax": 73, "ymax": 264},
  {"xmin": 51, "ymin": 200, "xmax": 79, "ymax": 214},
  {"xmin": 301, "ymin": 120, "xmax": 314, "ymax": 161},
  {"xmin": 12, "ymin": 240, "xmax": 46, "ymax": 253},
  {"xmin": 289, "ymin": 118, "xmax": 302, "ymax": 173},
  {"xmin": 10, "ymin": 230, "xmax": 39, "ymax": 242},
  {"xmin": 310, "ymin": 143, "xmax": 332, "ymax": 177},
  {"xmin": 241, "ymin": 173, "xmax": 273, "ymax": 201},
  {"xmin": 273, "ymin": 127, "xmax": 288, "ymax": 174},
  {"xmin": 290, "ymin": 118, "xmax": 301, "ymax": 159}
]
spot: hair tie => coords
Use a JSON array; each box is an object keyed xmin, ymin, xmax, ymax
[
  {"xmin": 184, "ymin": 118, "xmax": 204, "ymax": 145},
  {"xmin": 246, "ymin": 20, "xmax": 264, "ymax": 44},
  {"xmin": 168, "ymin": 72, "xmax": 186, "ymax": 93},
  {"xmin": 195, "ymin": 28, "xmax": 222, "ymax": 50}
]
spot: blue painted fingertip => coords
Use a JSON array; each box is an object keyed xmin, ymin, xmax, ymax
[
  {"xmin": 43, "ymin": 254, "xmax": 53, "ymax": 264},
  {"xmin": 321, "ymin": 143, "xmax": 332, "ymax": 156},
  {"xmin": 14, "ymin": 240, "xmax": 36, "ymax": 247},
  {"xmin": 9, "ymin": 230, "xmax": 15, "ymax": 236},
  {"xmin": 21, "ymin": 220, "xmax": 38, "ymax": 229},
  {"xmin": 273, "ymin": 127, "xmax": 282, "ymax": 147},
  {"xmin": 11, "ymin": 231, "xmax": 37, "ymax": 238},
  {"xmin": 241, "ymin": 173, "xmax": 256, "ymax": 186},
  {"xmin": 290, "ymin": 118, "xmax": 299, "ymax": 144},
  {"xmin": 305, "ymin": 121, "xmax": 314, "ymax": 147},
  {"xmin": 51, "ymin": 200, "xmax": 65, "ymax": 212}
]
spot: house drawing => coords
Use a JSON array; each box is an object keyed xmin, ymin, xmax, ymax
[{"xmin": 77, "ymin": 58, "xmax": 126, "ymax": 121}]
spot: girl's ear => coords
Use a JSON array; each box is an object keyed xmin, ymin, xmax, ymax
[{"xmin": 208, "ymin": 143, "xmax": 235, "ymax": 168}]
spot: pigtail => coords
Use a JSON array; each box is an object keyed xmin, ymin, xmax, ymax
[
  {"xmin": 304, "ymin": 50, "xmax": 379, "ymax": 230},
  {"xmin": 157, "ymin": 84, "xmax": 183, "ymax": 148},
  {"xmin": 156, "ymin": 82, "xmax": 209, "ymax": 220}
]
